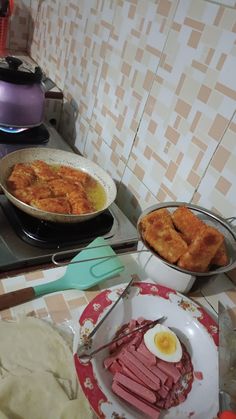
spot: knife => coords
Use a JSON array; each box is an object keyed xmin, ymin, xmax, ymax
[{"xmin": 218, "ymin": 301, "xmax": 236, "ymax": 418}]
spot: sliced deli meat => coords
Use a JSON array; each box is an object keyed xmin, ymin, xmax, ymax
[
  {"xmin": 112, "ymin": 381, "xmax": 161, "ymax": 419},
  {"xmin": 104, "ymin": 318, "xmax": 194, "ymax": 418},
  {"xmin": 114, "ymin": 372, "xmax": 157, "ymax": 403}
]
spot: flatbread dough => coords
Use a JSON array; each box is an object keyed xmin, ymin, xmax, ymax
[{"xmin": 0, "ymin": 317, "xmax": 94, "ymax": 419}]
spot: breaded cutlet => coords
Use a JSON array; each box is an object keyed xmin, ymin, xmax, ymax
[
  {"xmin": 31, "ymin": 197, "xmax": 71, "ymax": 214},
  {"xmin": 177, "ymin": 225, "xmax": 224, "ymax": 272},
  {"xmin": 142, "ymin": 219, "xmax": 188, "ymax": 264},
  {"xmin": 139, "ymin": 208, "xmax": 174, "ymax": 234}
]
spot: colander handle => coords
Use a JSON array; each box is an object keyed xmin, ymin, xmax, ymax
[{"xmin": 225, "ymin": 216, "xmax": 236, "ymax": 225}]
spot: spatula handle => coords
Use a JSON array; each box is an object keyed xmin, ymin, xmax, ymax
[{"xmin": 0, "ymin": 287, "xmax": 36, "ymax": 311}]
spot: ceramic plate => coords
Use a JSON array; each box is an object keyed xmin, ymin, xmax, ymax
[{"xmin": 74, "ymin": 282, "xmax": 219, "ymax": 419}]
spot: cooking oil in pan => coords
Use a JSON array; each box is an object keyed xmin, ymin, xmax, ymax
[{"xmin": 87, "ymin": 180, "xmax": 107, "ymax": 210}]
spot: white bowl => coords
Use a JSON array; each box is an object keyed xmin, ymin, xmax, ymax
[{"xmin": 137, "ymin": 242, "xmax": 196, "ymax": 293}]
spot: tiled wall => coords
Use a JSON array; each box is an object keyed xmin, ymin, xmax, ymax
[{"xmin": 8, "ymin": 0, "xmax": 236, "ymax": 228}]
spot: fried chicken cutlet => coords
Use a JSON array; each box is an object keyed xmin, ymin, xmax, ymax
[
  {"xmin": 178, "ymin": 225, "xmax": 224, "ymax": 272},
  {"xmin": 31, "ymin": 197, "xmax": 71, "ymax": 214},
  {"xmin": 142, "ymin": 218, "xmax": 188, "ymax": 264},
  {"xmin": 172, "ymin": 206, "xmax": 229, "ymax": 267},
  {"xmin": 171, "ymin": 206, "xmax": 205, "ymax": 244},
  {"xmin": 30, "ymin": 160, "xmax": 58, "ymax": 181},
  {"xmin": 7, "ymin": 163, "xmax": 35, "ymax": 190},
  {"xmin": 56, "ymin": 165, "xmax": 95, "ymax": 187},
  {"xmin": 48, "ymin": 178, "xmax": 86, "ymax": 197},
  {"xmin": 67, "ymin": 190, "xmax": 95, "ymax": 214},
  {"xmin": 139, "ymin": 208, "xmax": 174, "ymax": 234},
  {"xmin": 12, "ymin": 185, "xmax": 52, "ymax": 205}
]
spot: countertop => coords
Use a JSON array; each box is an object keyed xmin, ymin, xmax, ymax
[
  {"xmin": 0, "ymin": 249, "xmax": 235, "ymax": 322},
  {"xmin": 0, "ymin": 248, "xmax": 235, "ymax": 417}
]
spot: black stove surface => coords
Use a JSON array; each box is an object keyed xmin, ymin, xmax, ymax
[
  {"xmin": 1, "ymin": 197, "xmax": 114, "ymax": 249},
  {"xmin": 0, "ymin": 124, "xmax": 49, "ymax": 144}
]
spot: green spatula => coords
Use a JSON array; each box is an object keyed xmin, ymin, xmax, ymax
[{"xmin": 0, "ymin": 237, "xmax": 124, "ymax": 311}]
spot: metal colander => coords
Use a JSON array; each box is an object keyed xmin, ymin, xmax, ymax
[{"xmin": 137, "ymin": 202, "xmax": 236, "ymax": 277}]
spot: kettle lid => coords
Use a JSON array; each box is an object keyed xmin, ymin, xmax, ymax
[{"xmin": 0, "ymin": 56, "xmax": 43, "ymax": 84}]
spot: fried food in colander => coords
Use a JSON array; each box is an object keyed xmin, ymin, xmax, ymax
[
  {"xmin": 139, "ymin": 206, "xmax": 229, "ymax": 273},
  {"xmin": 172, "ymin": 206, "xmax": 229, "ymax": 267},
  {"xmin": 177, "ymin": 225, "xmax": 224, "ymax": 272},
  {"xmin": 140, "ymin": 209, "xmax": 188, "ymax": 264},
  {"xmin": 140, "ymin": 208, "xmax": 174, "ymax": 232},
  {"xmin": 143, "ymin": 220, "xmax": 188, "ymax": 264},
  {"xmin": 171, "ymin": 206, "xmax": 205, "ymax": 244}
]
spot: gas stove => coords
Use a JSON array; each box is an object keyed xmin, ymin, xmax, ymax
[
  {"xmin": 0, "ymin": 123, "xmax": 138, "ymax": 272},
  {"xmin": 0, "ymin": 124, "xmax": 49, "ymax": 145}
]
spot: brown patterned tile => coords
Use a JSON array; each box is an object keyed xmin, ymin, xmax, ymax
[
  {"xmin": 36, "ymin": 308, "xmax": 49, "ymax": 318},
  {"xmin": 165, "ymin": 126, "xmax": 180, "ymax": 144},
  {"xmin": 133, "ymin": 164, "xmax": 144, "ymax": 181},
  {"xmin": 193, "ymin": 151, "xmax": 204, "ymax": 171},
  {"xmin": 67, "ymin": 296, "xmax": 87, "ymax": 310},
  {"xmin": 25, "ymin": 271, "xmax": 44, "ymax": 282},
  {"xmin": 197, "ymin": 85, "xmax": 211, "ymax": 103},
  {"xmin": 144, "ymin": 145, "xmax": 152, "ymax": 159},
  {"xmin": 184, "ymin": 17, "xmax": 205, "ymax": 31},
  {"xmin": 215, "ymin": 82, "xmax": 236, "ymax": 100},
  {"xmin": 215, "ymin": 176, "xmax": 231, "ymax": 194},
  {"xmin": 211, "ymin": 145, "xmax": 230, "ymax": 171},
  {"xmin": 166, "ymin": 162, "xmax": 178, "ymax": 181},
  {"xmin": 85, "ymin": 289, "xmax": 100, "ymax": 303},
  {"xmin": 175, "ymin": 98, "xmax": 191, "ymax": 118},
  {"xmin": 45, "ymin": 294, "xmax": 72, "ymax": 323},
  {"xmin": 205, "ymin": 48, "xmax": 214, "ymax": 65},
  {"xmin": 192, "ymin": 135, "xmax": 208, "ymax": 151},
  {"xmin": 0, "ymin": 309, "xmax": 13, "ymax": 321},
  {"xmin": 190, "ymin": 112, "xmax": 201, "ymax": 132},
  {"xmin": 192, "ymin": 60, "xmax": 208, "ymax": 73},
  {"xmin": 187, "ymin": 171, "xmax": 200, "ymax": 188},
  {"xmin": 148, "ymin": 120, "xmax": 158, "ymax": 134},
  {"xmin": 143, "ymin": 70, "xmax": 155, "ymax": 91},
  {"xmin": 209, "ymin": 114, "xmax": 230, "ymax": 141},
  {"xmin": 188, "ymin": 30, "xmax": 201, "ymax": 48}
]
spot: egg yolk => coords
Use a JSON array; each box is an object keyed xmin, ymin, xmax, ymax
[{"xmin": 154, "ymin": 332, "xmax": 176, "ymax": 354}]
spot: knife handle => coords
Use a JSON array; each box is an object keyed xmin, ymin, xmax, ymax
[
  {"xmin": 0, "ymin": 287, "xmax": 36, "ymax": 311},
  {"xmin": 220, "ymin": 411, "xmax": 236, "ymax": 419}
]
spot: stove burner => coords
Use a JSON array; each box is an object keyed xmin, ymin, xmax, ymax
[
  {"xmin": 1, "ymin": 198, "xmax": 114, "ymax": 249},
  {"xmin": 0, "ymin": 124, "xmax": 49, "ymax": 144},
  {"xmin": 0, "ymin": 126, "xmax": 28, "ymax": 134}
]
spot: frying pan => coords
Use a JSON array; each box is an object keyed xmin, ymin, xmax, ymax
[
  {"xmin": 137, "ymin": 202, "xmax": 236, "ymax": 277},
  {"xmin": 0, "ymin": 147, "xmax": 117, "ymax": 223}
]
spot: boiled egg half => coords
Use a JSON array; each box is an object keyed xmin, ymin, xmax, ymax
[{"xmin": 144, "ymin": 324, "xmax": 182, "ymax": 363}]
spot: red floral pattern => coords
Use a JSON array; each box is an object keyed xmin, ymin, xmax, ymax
[
  {"xmin": 75, "ymin": 282, "xmax": 218, "ymax": 418},
  {"xmin": 79, "ymin": 290, "xmax": 112, "ymax": 326},
  {"xmin": 74, "ymin": 354, "xmax": 108, "ymax": 418}
]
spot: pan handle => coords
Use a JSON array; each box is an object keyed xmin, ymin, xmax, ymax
[{"xmin": 0, "ymin": 287, "xmax": 35, "ymax": 311}]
